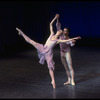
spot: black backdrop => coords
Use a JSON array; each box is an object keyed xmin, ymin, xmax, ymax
[{"xmin": 0, "ymin": 1, "xmax": 100, "ymax": 56}]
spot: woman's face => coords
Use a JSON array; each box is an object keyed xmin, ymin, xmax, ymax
[{"xmin": 56, "ymin": 30, "xmax": 62, "ymax": 36}]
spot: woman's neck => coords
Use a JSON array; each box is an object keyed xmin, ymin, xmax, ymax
[{"xmin": 55, "ymin": 34, "xmax": 59, "ymax": 39}]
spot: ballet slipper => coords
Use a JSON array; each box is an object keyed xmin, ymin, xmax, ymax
[
  {"xmin": 51, "ymin": 81, "xmax": 56, "ymax": 89},
  {"xmin": 16, "ymin": 28, "xmax": 20, "ymax": 31},
  {"xmin": 16, "ymin": 28, "xmax": 21, "ymax": 35}
]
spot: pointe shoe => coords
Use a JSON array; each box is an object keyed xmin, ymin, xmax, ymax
[
  {"xmin": 16, "ymin": 28, "xmax": 21, "ymax": 35},
  {"xmin": 51, "ymin": 81, "xmax": 56, "ymax": 89},
  {"xmin": 16, "ymin": 28, "xmax": 20, "ymax": 31},
  {"xmin": 16, "ymin": 27, "xmax": 18, "ymax": 30}
]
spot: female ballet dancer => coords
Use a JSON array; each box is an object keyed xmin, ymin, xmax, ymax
[
  {"xmin": 16, "ymin": 14, "xmax": 80, "ymax": 89},
  {"xmin": 56, "ymin": 15, "xmax": 77, "ymax": 85}
]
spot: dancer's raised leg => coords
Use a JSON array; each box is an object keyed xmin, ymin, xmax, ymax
[{"xmin": 16, "ymin": 28, "xmax": 42, "ymax": 50}]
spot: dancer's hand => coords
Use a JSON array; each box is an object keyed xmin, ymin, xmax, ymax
[
  {"xmin": 55, "ymin": 14, "xmax": 59, "ymax": 18},
  {"xmin": 73, "ymin": 36, "xmax": 81, "ymax": 40},
  {"xmin": 72, "ymin": 39, "xmax": 76, "ymax": 43},
  {"xmin": 76, "ymin": 36, "xmax": 81, "ymax": 40}
]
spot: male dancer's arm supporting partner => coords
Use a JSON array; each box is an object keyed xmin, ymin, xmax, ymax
[
  {"xmin": 56, "ymin": 17, "xmax": 61, "ymax": 31},
  {"xmin": 49, "ymin": 14, "xmax": 59, "ymax": 35},
  {"xmin": 49, "ymin": 14, "xmax": 81, "ymax": 43},
  {"xmin": 56, "ymin": 16, "xmax": 78, "ymax": 45}
]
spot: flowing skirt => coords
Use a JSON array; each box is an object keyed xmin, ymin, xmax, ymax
[{"xmin": 37, "ymin": 44, "xmax": 55, "ymax": 70}]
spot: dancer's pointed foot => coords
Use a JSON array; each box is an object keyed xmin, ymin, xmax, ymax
[
  {"xmin": 64, "ymin": 81, "xmax": 70, "ymax": 85},
  {"xmin": 16, "ymin": 27, "xmax": 20, "ymax": 31},
  {"xmin": 16, "ymin": 28, "xmax": 21, "ymax": 35},
  {"xmin": 51, "ymin": 81, "xmax": 56, "ymax": 89}
]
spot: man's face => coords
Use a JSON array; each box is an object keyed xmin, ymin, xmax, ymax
[{"xmin": 63, "ymin": 28, "xmax": 69, "ymax": 35}]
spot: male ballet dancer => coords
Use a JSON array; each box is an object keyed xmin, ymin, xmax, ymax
[{"xmin": 56, "ymin": 15, "xmax": 76, "ymax": 85}]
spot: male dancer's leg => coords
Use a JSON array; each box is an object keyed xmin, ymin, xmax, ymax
[
  {"xmin": 65, "ymin": 52, "xmax": 75, "ymax": 85},
  {"xmin": 61, "ymin": 51, "xmax": 71, "ymax": 85}
]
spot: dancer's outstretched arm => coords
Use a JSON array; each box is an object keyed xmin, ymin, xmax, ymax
[
  {"xmin": 16, "ymin": 28, "xmax": 37, "ymax": 47},
  {"xmin": 57, "ymin": 36, "xmax": 81, "ymax": 43},
  {"xmin": 65, "ymin": 37, "xmax": 76, "ymax": 47},
  {"xmin": 50, "ymin": 14, "xmax": 59, "ymax": 35},
  {"xmin": 69, "ymin": 39, "xmax": 76, "ymax": 47}
]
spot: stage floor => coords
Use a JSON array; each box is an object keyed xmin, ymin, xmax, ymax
[{"xmin": 0, "ymin": 46, "xmax": 100, "ymax": 99}]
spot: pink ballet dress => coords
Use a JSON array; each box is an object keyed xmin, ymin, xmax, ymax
[{"xmin": 37, "ymin": 34, "xmax": 58, "ymax": 70}]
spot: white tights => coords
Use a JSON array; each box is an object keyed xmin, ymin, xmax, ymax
[{"xmin": 61, "ymin": 51, "xmax": 75, "ymax": 84}]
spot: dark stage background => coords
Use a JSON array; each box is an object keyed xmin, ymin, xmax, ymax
[
  {"xmin": 0, "ymin": 1, "xmax": 100, "ymax": 56},
  {"xmin": 0, "ymin": 1, "xmax": 100, "ymax": 98}
]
